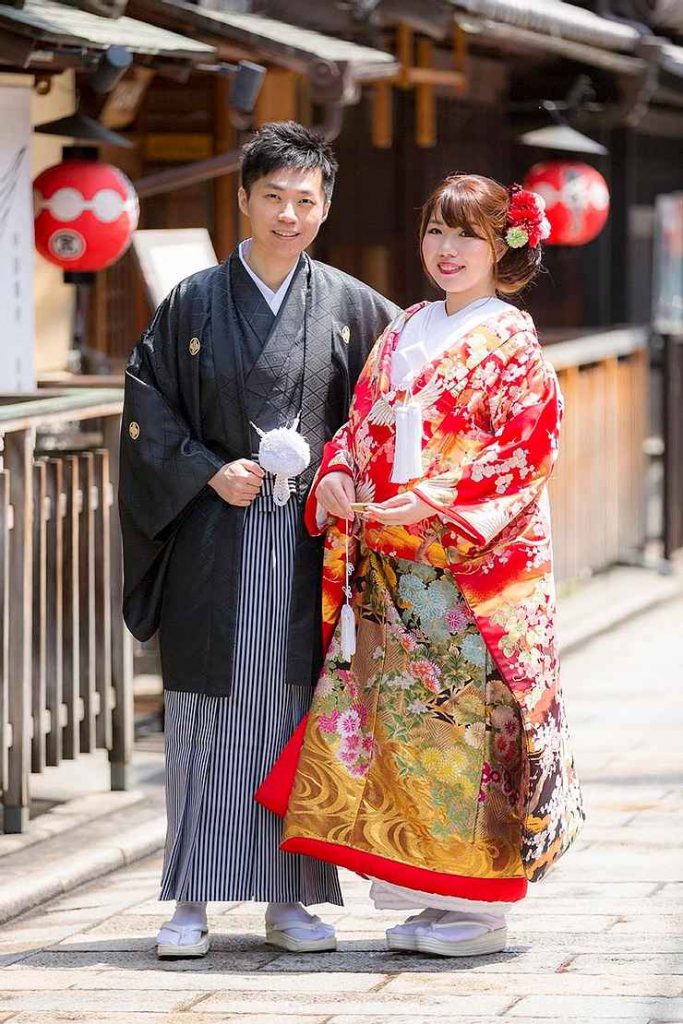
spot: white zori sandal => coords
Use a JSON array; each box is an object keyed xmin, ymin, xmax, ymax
[
  {"xmin": 264, "ymin": 905, "xmax": 337, "ymax": 953},
  {"xmin": 387, "ymin": 909, "xmax": 507, "ymax": 958},
  {"xmin": 156, "ymin": 921, "xmax": 211, "ymax": 960}
]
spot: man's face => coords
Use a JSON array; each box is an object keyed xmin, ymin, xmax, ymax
[{"xmin": 238, "ymin": 167, "xmax": 330, "ymax": 260}]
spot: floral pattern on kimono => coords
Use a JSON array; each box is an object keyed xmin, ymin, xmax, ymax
[
  {"xmin": 291, "ymin": 548, "xmax": 527, "ymax": 891},
  {"xmin": 295, "ymin": 303, "xmax": 584, "ymax": 884}
]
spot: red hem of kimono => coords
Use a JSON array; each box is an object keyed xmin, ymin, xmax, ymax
[
  {"xmin": 281, "ymin": 836, "xmax": 528, "ymax": 902},
  {"xmin": 254, "ymin": 716, "xmax": 309, "ymax": 818}
]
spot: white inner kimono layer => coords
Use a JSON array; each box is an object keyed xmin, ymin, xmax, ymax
[{"xmin": 391, "ymin": 296, "xmax": 515, "ymax": 389}]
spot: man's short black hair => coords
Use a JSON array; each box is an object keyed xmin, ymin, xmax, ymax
[{"xmin": 240, "ymin": 120, "xmax": 338, "ymax": 202}]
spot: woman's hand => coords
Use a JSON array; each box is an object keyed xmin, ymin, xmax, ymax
[
  {"xmin": 362, "ymin": 491, "xmax": 434, "ymax": 526},
  {"xmin": 316, "ymin": 471, "xmax": 356, "ymax": 520}
]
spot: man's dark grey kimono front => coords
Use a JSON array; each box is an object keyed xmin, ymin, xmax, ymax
[{"xmin": 120, "ymin": 250, "xmax": 398, "ymax": 902}]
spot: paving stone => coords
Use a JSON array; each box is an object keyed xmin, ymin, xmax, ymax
[
  {"xmin": 512, "ymin": 899, "xmax": 683, "ymax": 917},
  {"xmin": 191, "ymin": 991, "xmax": 515, "ymax": 1015},
  {"xmin": 0, "ymin": 951, "xmax": 37, "ymax": 969},
  {"xmin": 508, "ymin": 995, "xmax": 683, "ymax": 1019},
  {"xmin": 54, "ymin": 931, "xmax": 271, "ymax": 953},
  {"xmin": 53, "ymin": 914, "xmax": 166, "ymax": 940},
  {"xmin": 658, "ymin": 884, "xmax": 683, "ymax": 898},
  {"xmin": 263, "ymin": 948, "xmax": 569, "ymax": 975},
  {"xmin": 124, "ymin": 900, "xmax": 240, "ymax": 918},
  {"xmin": 382, "ymin": 970, "xmax": 682, "ymax": 997},
  {"xmin": 5, "ymin": 1016, "xmax": 328, "ymax": 1024},
  {"xmin": 609, "ymin": 916, "xmax": 683, "ymax": 935},
  {"xmin": 52, "ymin": 937, "xmax": 156, "ymax": 953},
  {"xmin": 524, "ymin": 882, "xmax": 657, "ymax": 900},
  {"xmin": 11, "ymin": 948, "xmax": 279, "ymax": 973},
  {"xmin": 47, "ymin": 893, "xmax": 148, "ymax": 914},
  {"xmin": 567, "ymin": 953, "xmax": 683, "ymax": 975},
  {"xmin": 543, "ymin": 853, "xmax": 683, "ymax": 883},
  {"xmin": 507, "ymin": 915, "xmax": 620, "ymax": 933},
  {"xmin": 0, "ymin": 990, "xmax": 204, "ymax": 1013},
  {"xmin": 72, "ymin": 968, "xmax": 387, "ymax": 992},
  {"xmin": 331, "ymin": 1015, "xmax": 655, "ymax": 1024},
  {"xmin": 503, "ymin": 931, "xmax": 683, "ymax": 953},
  {"xmin": 327, "ymin": 1019, "xmax": 605, "ymax": 1024},
  {"xmin": 0, "ymin": 924, "xmax": 87, "ymax": 946},
  {"xmin": 0, "ymin": 970, "xmax": 75, "ymax": 991}
]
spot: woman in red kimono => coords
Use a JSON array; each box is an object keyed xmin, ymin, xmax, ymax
[{"xmin": 257, "ymin": 174, "xmax": 584, "ymax": 957}]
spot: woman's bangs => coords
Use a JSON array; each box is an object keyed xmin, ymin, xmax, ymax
[{"xmin": 436, "ymin": 186, "xmax": 486, "ymax": 238}]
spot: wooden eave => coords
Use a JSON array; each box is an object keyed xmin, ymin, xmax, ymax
[
  {"xmin": 127, "ymin": 0, "xmax": 400, "ymax": 92},
  {"xmin": 0, "ymin": 0, "xmax": 217, "ymax": 73}
]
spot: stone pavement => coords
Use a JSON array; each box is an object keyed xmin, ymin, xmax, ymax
[{"xmin": 0, "ymin": 596, "xmax": 681, "ymax": 1023}]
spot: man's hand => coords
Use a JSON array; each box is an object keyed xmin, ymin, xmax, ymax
[
  {"xmin": 363, "ymin": 491, "xmax": 434, "ymax": 526},
  {"xmin": 316, "ymin": 471, "xmax": 356, "ymax": 520},
  {"xmin": 208, "ymin": 459, "xmax": 265, "ymax": 507}
]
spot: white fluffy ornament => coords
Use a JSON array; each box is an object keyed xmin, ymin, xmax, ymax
[{"xmin": 253, "ymin": 421, "xmax": 311, "ymax": 506}]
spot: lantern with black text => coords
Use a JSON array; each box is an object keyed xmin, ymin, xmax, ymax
[
  {"xmin": 33, "ymin": 159, "xmax": 139, "ymax": 273},
  {"xmin": 522, "ymin": 162, "xmax": 609, "ymax": 246}
]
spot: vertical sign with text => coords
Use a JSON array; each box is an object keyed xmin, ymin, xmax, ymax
[{"xmin": 0, "ymin": 86, "xmax": 34, "ymax": 391}]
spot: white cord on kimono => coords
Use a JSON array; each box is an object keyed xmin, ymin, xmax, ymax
[{"xmin": 340, "ymin": 516, "xmax": 356, "ymax": 662}]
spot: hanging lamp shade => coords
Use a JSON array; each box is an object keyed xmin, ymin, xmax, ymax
[{"xmin": 522, "ymin": 162, "xmax": 610, "ymax": 246}]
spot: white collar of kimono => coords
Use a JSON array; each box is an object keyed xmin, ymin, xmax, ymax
[
  {"xmin": 238, "ymin": 238, "xmax": 299, "ymax": 315},
  {"xmin": 391, "ymin": 296, "xmax": 516, "ymax": 389}
]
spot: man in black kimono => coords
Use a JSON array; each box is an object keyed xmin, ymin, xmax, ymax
[{"xmin": 120, "ymin": 121, "xmax": 399, "ymax": 958}]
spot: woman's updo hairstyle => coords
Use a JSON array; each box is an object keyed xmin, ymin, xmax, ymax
[{"xmin": 419, "ymin": 174, "xmax": 544, "ymax": 296}]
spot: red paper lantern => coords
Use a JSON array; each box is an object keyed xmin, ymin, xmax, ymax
[
  {"xmin": 33, "ymin": 159, "xmax": 139, "ymax": 272},
  {"xmin": 522, "ymin": 162, "xmax": 609, "ymax": 246}
]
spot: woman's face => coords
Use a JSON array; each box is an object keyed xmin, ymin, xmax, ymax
[{"xmin": 421, "ymin": 212, "xmax": 499, "ymax": 297}]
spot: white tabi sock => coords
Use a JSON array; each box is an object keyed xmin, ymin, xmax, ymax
[
  {"xmin": 387, "ymin": 907, "xmax": 445, "ymax": 937},
  {"xmin": 171, "ymin": 901, "xmax": 207, "ymax": 928},
  {"xmin": 423, "ymin": 909, "xmax": 506, "ymax": 942},
  {"xmin": 265, "ymin": 902, "xmax": 335, "ymax": 941},
  {"xmin": 157, "ymin": 901, "xmax": 208, "ymax": 946}
]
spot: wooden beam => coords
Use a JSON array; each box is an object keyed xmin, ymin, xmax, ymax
[
  {"xmin": 78, "ymin": 453, "xmax": 96, "ymax": 755},
  {"xmin": 61, "ymin": 456, "xmax": 79, "ymax": 762},
  {"xmin": 0, "ymin": 471, "xmax": 9, "ymax": 796},
  {"xmin": 100, "ymin": 67, "xmax": 155, "ymax": 131},
  {"xmin": 254, "ymin": 68, "xmax": 299, "ymax": 125},
  {"xmin": 453, "ymin": 23, "xmax": 468, "ymax": 78},
  {"xmin": 415, "ymin": 38, "xmax": 436, "ymax": 148},
  {"xmin": 396, "ymin": 22, "xmax": 413, "ymax": 90},
  {"xmin": 213, "ymin": 75, "xmax": 238, "ymax": 261},
  {"xmin": 372, "ymin": 80, "xmax": 393, "ymax": 150},
  {"xmin": 103, "ymin": 415, "xmax": 133, "ymax": 791},
  {"xmin": 3, "ymin": 429, "xmax": 34, "ymax": 833},
  {"xmin": 44, "ymin": 458, "xmax": 64, "ymax": 767},
  {"xmin": 31, "ymin": 460, "xmax": 47, "ymax": 774},
  {"xmin": 93, "ymin": 450, "xmax": 112, "ymax": 751},
  {"xmin": 404, "ymin": 67, "xmax": 466, "ymax": 89}
]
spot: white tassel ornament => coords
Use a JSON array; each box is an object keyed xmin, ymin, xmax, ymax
[
  {"xmin": 340, "ymin": 517, "xmax": 356, "ymax": 662},
  {"xmin": 340, "ymin": 604, "xmax": 357, "ymax": 662},
  {"xmin": 391, "ymin": 397, "xmax": 423, "ymax": 484}
]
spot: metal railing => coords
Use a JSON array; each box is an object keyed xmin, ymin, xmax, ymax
[{"xmin": 0, "ymin": 389, "xmax": 131, "ymax": 833}]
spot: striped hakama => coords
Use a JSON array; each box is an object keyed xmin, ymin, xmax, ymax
[{"xmin": 160, "ymin": 477, "xmax": 342, "ymax": 906}]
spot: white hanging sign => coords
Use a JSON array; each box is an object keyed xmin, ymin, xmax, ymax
[{"xmin": 0, "ymin": 85, "xmax": 34, "ymax": 391}]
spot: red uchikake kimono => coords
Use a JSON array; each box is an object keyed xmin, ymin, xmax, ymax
[{"xmin": 256, "ymin": 303, "xmax": 584, "ymax": 903}]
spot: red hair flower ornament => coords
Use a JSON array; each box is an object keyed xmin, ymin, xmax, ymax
[{"xmin": 505, "ymin": 183, "xmax": 551, "ymax": 249}]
